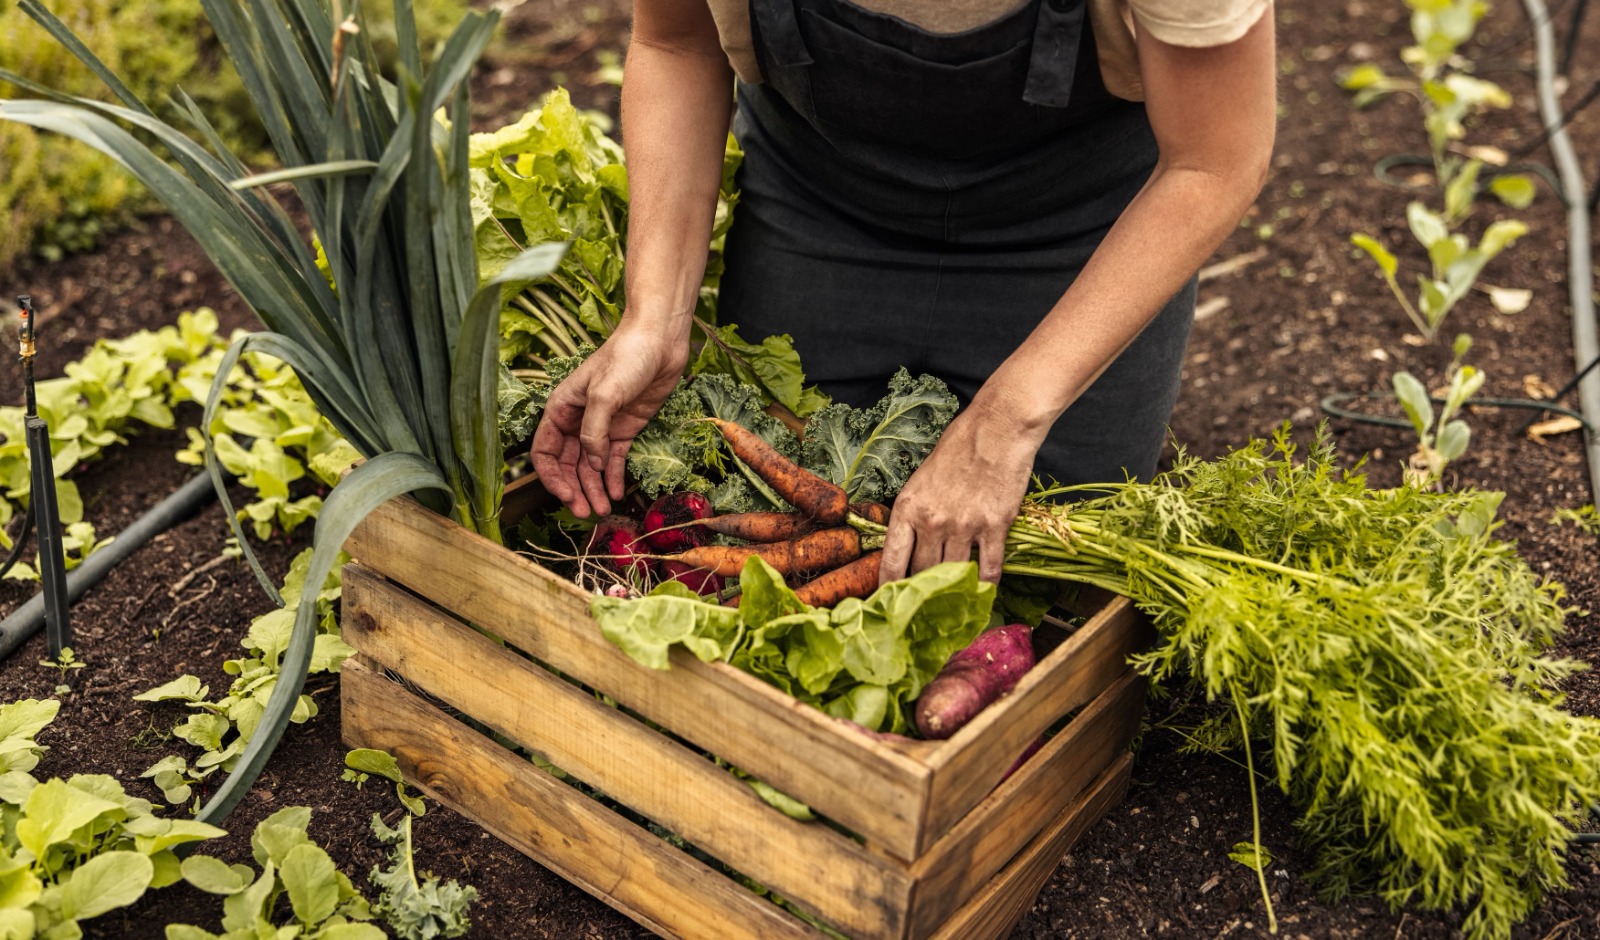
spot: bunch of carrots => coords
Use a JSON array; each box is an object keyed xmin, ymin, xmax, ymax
[{"xmin": 586, "ymin": 419, "xmax": 891, "ymax": 607}]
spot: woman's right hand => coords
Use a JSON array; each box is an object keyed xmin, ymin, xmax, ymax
[{"xmin": 529, "ymin": 324, "xmax": 687, "ymax": 517}]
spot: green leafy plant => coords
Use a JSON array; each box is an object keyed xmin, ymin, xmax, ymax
[
  {"xmin": 592, "ymin": 557, "xmax": 995, "ymax": 733},
  {"xmin": 137, "ymin": 549, "xmax": 350, "ymax": 810},
  {"xmin": 167, "ymin": 806, "xmax": 382, "ymax": 940},
  {"xmin": 1391, "ymin": 358, "xmax": 1486, "ymax": 485},
  {"xmin": 37, "ymin": 647, "xmax": 87, "ymax": 696},
  {"xmin": 0, "ymin": 0, "xmax": 561, "ymax": 824},
  {"xmin": 342, "ymin": 748, "xmax": 424, "ymax": 817},
  {"xmin": 0, "ymin": 699, "xmax": 229, "ymax": 938},
  {"xmin": 341, "ymin": 748, "xmax": 478, "ymax": 938},
  {"xmin": 994, "ymin": 427, "xmax": 1597, "ymax": 938},
  {"xmin": 0, "ymin": 308, "xmax": 225, "ymax": 561},
  {"xmin": 1550, "ymin": 504, "xmax": 1600, "ymax": 535},
  {"xmin": 176, "ymin": 346, "xmax": 361, "ymax": 541},
  {"xmin": 367, "ymin": 814, "xmax": 477, "ymax": 940},
  {"xmin": 1340, "ymin": 0, "xmax": 1532, "ymax": 206},
  {"xmin": 1342, "ymin": 1, "xmax": 1533, "ymax": 348},
  {"xmin": 1350, "ymin": 208, "xmax": 1525, "ymax": 342}
]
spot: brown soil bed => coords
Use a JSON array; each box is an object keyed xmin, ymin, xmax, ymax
[{"xmin": 3, "ymin": 1, "xmax": 1599, "ymax": 938}]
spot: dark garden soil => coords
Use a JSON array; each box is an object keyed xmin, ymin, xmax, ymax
[{"xmin": 2, "ymin": 0, "xmax": 1599, "ymax": 938}]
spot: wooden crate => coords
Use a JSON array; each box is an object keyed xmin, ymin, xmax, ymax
[{"xmin": 340, "ymin": 494, "xmax": 1152, "ymax": 940}]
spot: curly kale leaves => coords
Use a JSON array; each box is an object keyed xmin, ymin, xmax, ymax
[
  {"xmin": 800, "ymin": 369, "xmax": 958, "ymax": 503},
  {"xmin": 506, "ymin": 358, "xmax": 957, "ymax": 514},
  {"xmin": 369, "ymin": 814, "xmax": 478, "ymax": 940}
]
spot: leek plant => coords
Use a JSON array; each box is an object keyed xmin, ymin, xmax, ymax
[{"xmin": 0, "ymin": 0, "xmax": 561, "ymax": 823}]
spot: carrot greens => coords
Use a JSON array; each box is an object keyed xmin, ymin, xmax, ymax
[{"xmin": 1002, "ymin": 425, "xmax": 1596, "ymax": 939}]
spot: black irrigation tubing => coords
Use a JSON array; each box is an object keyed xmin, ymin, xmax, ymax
[
  {"xmin": 1372, "ymin": 153, "xmax": 1569, "ymax": 203},
  {"xmin": 1319, "ymin": 391, "xmax": 1593, "ymax": 431},
  {"xmin": 0, "ymin": 471, "xmax": 219, "ymax": 661}
]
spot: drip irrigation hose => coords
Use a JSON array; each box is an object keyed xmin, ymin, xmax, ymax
[
  {"xmin": 1524, "ymin": 0, "xmax": 1600, "ymax": 506},
  {"xmin": 1373, "ymin": 153, "xmax": 1567, "ymax": 201},
  {"xmin": 1320, "ymin": 392, "xmax": 1592, "ymax": 431},
  {"xmin": 0, "ymin": 470, "xmax": 219, "ymax": 660}
]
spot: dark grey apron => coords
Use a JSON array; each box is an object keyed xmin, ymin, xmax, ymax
[{"xmin": 719, "ymin": 0, "xmax": 1196, "ymax": 487}]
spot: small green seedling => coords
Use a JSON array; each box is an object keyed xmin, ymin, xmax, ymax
[
  {"xmin": 38, "ymin": 645, "xmax": 86, "ymax": 694},
  {"xmin": 1393, "ymin": 358, "xmax": 1486, "ymax": 486},
  {"xmin": 1352, "ymin": 207, "xmax": 1526, "ymax": 342}
]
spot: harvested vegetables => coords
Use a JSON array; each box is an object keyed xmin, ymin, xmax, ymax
[
  {"xmin": 914, "ymin": 623, "xmax": 1036, "ymax": 740},
  {"xmin": 587, "ymin": 421, "xmax": 1600, "ymax": 939}
]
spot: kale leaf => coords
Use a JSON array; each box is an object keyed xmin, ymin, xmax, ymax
[{"xmin": 800, "ymin": 369, "xmax": 958, "ymax": 503}]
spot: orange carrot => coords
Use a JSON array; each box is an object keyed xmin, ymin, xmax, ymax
[
  {"xmin": 794, "ymin": 550, "xmax": 883, "ymax": 607},
  {"xmin": 668, "ymin": 527, "xmax": 861, "ymax": 578},
  {"xmin": 707, "ymin": 418, "xmax": 850, "ymax": 524},
  {"xmin": 703, "ymin": 511, "xmax": 816, "ymax": 543},
  {"xmin": 849, "ymin": 501, "xmax": 891, "ymax": 525}
]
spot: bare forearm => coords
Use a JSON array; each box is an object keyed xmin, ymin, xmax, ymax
[
  {"xmin": 619, "ymin": 15, "xmax": 734, "ymax": 342},
  {"xmin": 978, "ymin": 13, "xmax": 1276, "ymax": 434},
  {"xmin": 982, "ymin": 164, "xmax": 1264, "ymax": 431}
]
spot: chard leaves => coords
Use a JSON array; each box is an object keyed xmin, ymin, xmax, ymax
[{"xmin": 590, "ymin": 558, "xmax": 993, "ymax": 733}]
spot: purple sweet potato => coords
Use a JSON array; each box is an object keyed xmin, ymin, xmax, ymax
[
  {"xmin": 642, "ymin": 491, "xmax": 715, "ymax": 554},
  {"xmin": 914, "ymin": 624, "xmax": 1036, "ymax": 740}
]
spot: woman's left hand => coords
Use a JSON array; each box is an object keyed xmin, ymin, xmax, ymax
[{"xmin": 878, "ymin": 399, "xmax": 1043, "ymax": 585}]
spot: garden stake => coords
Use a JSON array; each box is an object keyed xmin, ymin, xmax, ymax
[{"xmin": 17, "ymin": 296, "xmax": 72, "ymax": 657}]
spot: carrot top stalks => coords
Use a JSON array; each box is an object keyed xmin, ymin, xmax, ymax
[
  {"xmin": 702, "ymin": 511, "xmax": 816, "ymax": 543},
  {"xmin": 706, "ymin": 418, "xmax": 850, "ymax": 524},
  {"xmin": 668, "ymin": 527, "xmax": 862, "ymax": 578},
  {"xmin": 794, "ymin": 550, "xmax": 883, "ymax": 607}
]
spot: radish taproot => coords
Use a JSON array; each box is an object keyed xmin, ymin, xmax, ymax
[
  {"xmin": 587, "ymin": 516, "xmax": 653, "ymax": 578},
  {"xmin": 642, "ymin": 491, "xmax": 715, "ymax": 553},
  {"xmin": 914, "ymin": 624, "xmax": 1036, "ymax": 739},
  {"xmin": 660, "ymin": 559, "xmax": 724, "ymax": 596}
]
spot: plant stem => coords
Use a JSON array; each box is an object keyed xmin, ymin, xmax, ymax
[{"xmin": 1235, "ymin": 691, "xmax": 1278, "ymax": 934}]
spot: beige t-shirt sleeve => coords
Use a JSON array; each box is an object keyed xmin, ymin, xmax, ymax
[
  {"xmin": 1093, "ymin": 0, "xmax": 1271, "ymax": 100},
  {"xmin": 1124, "ymin": 0, "xmax": 1271, "ymax": 47}
]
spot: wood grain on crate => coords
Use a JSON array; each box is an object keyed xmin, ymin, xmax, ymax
[
  {"xmin": 907, "ymin": 673, "xmax": 1143, "ymax": 937},
  {"xmin": 928, "ymin": 753, "xmax": 1132, "ymax": 940},
  {"xmin": 343, "ymin": 565, "xmax": 1143, "ymax": 937},
  {"xmin": 347, "ymin": 496, "xmax": 932, "ymax": 860},
  {"xmin": 342, "ymin": 565, "xmax": 913, "ymax": 939},
  {"xmin": 919, "ymin": 599, "xmax": 1152, "ymax": 853},
  {"xmin": 340, "ymin": 658, "xmax": 823, "ymax": 940},
  {"xmin": 343, "ymin": 655, "xmax": 1135, "ymax": 940}
]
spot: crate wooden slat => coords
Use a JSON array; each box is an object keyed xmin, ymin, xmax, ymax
[
  {"xmin": 346, "ymin": 496, "xmax": 931, "ymax": 861},
  {"xmin": 341, "ymin": 565, "xmax": 911, "ymax": 938},
  {"xmin": 343, "ymin": 494, "xmax": 1149, "ymax": 939},
  {"xmin": 343, "ymin": 657, "xmax": 1134, "ymax": 940},
  {"xmin": 341, "ymin": 658, "xmax": 823, "ymax": 940}
]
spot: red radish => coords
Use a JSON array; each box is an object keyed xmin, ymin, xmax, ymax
[
  {"xmin": 587, "ymin": 516, "xmax": 652, "ymax": 578},
  {"xmin": 642, "ymin": 491, "xmax": 715, "ymax": 553},
  {"xmin": 604, "ymin": 584, "xmax": 633, "ymax": 599},
  {"xmin": 660, "ymin": 560, "xmax": 724, "ymax": 596},
  {"xmin": 914, "ymin": 624, "xmax": 1036, "ymax": 740}
]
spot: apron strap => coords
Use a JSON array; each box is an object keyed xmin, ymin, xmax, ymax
[
  {"xmin": 1024, "ymin": 0, "xmax": 1087, "ymax": 108},
  {"xmin": 750, "ymin": 0, "xmax": 814, "ymax": 68}
]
